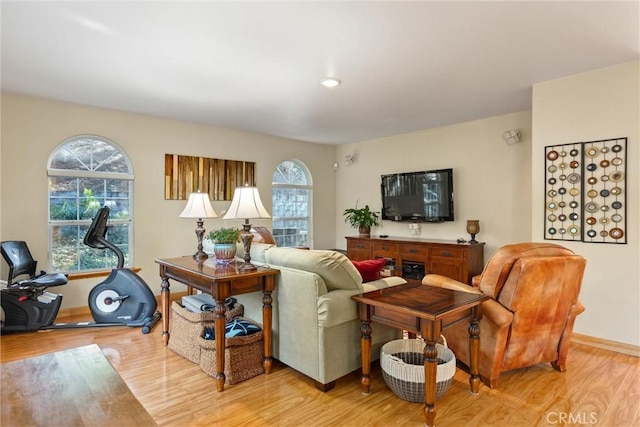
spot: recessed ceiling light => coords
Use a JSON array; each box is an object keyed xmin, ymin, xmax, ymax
[{"xmin": 321, "ymin": 77, "xmax": 341, "ymax": 88}]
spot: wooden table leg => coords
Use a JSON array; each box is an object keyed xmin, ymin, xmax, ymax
[
  {"xmin": 359, "ymin": 319, "xmax": 372, "ymax": 395},
  {"xmin": 160, "ymin": 276, "xmax": 170, "ymax": 346},
  {"xmin": 468, "ymin": 308, "xmax": 481, "ymax": 394},
  {"xmin": 214, "ymin": 300, "xmax": 227, "ymax": 391},
  {"xmin": 262, "ymin": 288, "xmax": 273, "ymax": 374},
  {"xmin": 423, "ymin": 336, "xmax": 438, "ymax": 427}
]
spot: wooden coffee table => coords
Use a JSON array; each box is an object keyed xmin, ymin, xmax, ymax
[
  {"xmin": 1, "ymin": 344, "xmax": 155, "ymax": 426},
  {"xmin": 156, "ymin": 257, "xmax": 279, "ymax": 392},
  {"xmin": 352, "ymin": 282, "xmax": 488, "ymax": 427}
]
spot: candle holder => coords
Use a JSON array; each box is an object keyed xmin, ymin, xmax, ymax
[{"xmin": 467, "ymin": 220, "xmax": 480, "ymax": 244}]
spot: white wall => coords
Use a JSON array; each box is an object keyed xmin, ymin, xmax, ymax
[
  {"xmin": 3, "ymin": 62, "xmax": 638, "ymax": 347},
  {"xmin": 335, "ymin": 61, "xmax": 639, "ymax": 347},
  {"xmin": 0, "ymin": 93, "xmax": 337, "ymax": 308},
  {"xmin": 532, "ymin": 61, "xmax": 640, "ymax": 346},
  {"xmin": 334, "ymin": 110, "xmax": 533, "ymax": 260}
]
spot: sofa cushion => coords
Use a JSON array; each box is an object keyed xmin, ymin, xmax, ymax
[
  {"xmin": 236, "ymin": 242, "xmax": 275, "ymax": 264},
  {"xmin": 351, "ymin": 258, "xmax": 386, "ymax": 282},
  {"xmin": 265, "ymin": 248, "xmax": 362, "ymax": 291}
]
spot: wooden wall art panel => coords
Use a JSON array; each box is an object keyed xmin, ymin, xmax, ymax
[
  {"xmin": 164, "ymin": 154, "xmax": 255, "ymax": 201},
  {"xmin": 544, "ymin": 137, "xmax": 627, "ymax": 244}
]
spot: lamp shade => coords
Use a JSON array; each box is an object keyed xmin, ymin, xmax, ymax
[
  {"xmin": 223, "ymin": 186, "xmax": 271, "ymax": 220},
  {"xmin": 179, "ymin": 192, "xmax": 218, "ymax": 219}
]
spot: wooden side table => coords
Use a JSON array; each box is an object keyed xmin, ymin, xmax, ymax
[
  {"xmin": 352, "ymin": 283, "xmax": 488, "ymax": 427},
  {"xmin": 156, "ymin": 257, "xmax": 279, "ymax": 392}
]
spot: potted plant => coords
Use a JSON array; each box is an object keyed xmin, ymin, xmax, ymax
[
  {"xmin": 343, "ymin": 204, "xmax": 380, "ymax": 237},
  {"xmin": 207, "ymin": 227, "xmax": 241, "ymax": 264}
]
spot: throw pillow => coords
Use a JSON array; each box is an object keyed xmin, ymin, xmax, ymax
[{"xmin": 351, "ymin": 258, "xmax": 387, "ymax": 282}]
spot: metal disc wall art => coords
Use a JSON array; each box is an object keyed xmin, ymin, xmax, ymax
[{"xmin": 544, "ymin": 137, "xmax": 627, "ymax": 244}]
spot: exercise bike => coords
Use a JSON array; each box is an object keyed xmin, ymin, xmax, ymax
[
  {"xmin": 1, "ymin": 206, "xmax": 161, "ymax": 334},
  {"xmin": 0, "ymin": 241, "xmax": 67, "ymax": 332}
]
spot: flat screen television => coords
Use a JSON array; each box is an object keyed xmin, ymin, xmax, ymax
[{"xmin": 380, "ymin": 168, "xmax": 454, "ymax": 222}]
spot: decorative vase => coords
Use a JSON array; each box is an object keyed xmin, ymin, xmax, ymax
[
  {"xmin": 358, "ymin": 225, "xmax": 371, "ymax": 237},
  {"xmin": 213, "ymin": 243, "xmax": 237, "ymax": 264},
  {"xmin": 466, "ymin": 220, "xmax": 480, "ymax": 244}
]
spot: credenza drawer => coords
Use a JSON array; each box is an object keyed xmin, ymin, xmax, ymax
[
  {"xmin": 400, "ymin": 244, "xmax": 428, "ymax": 260},
  {"xmin": 429, "ymin": 247, "xmax": 464, "ymax": 260},
  {"xmin": 373, "ymin": 242, "xmax": 399, "ymax": 257},
  {"xmin": 347, "ymin": 240, "xmax": 372, "ymax": 251},
  {"xmin": 346, "ymin": 239, "xmax": 372, "ymax": 261}
]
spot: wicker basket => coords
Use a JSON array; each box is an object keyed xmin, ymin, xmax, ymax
[
  {"xmin": 167, "ymin": 301, "xmax": 243, "ymax": 363},
  {"xmin": 381, "ymin": 337, "xmax": 456, "ymax": 402},
  {"xmin": 198, "ymin": 317, "xmax": 264, "ymax": 384}
]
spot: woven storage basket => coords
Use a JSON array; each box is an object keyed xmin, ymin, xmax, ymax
[
  {"xmin": 167, "ymin": 301, "xmax": 243, "ymax": 363},
  {"xmin": 198, "ymin": 317, "xmax": 264, "ymax": 384},
  {"xmin": 381, "ymin": 337, "xmax": 456, "ymax": 402}
]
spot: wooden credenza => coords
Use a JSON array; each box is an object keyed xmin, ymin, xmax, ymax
[{"xmin": 346, "ymin": 236, "xmax": 485, "ymax": 285}]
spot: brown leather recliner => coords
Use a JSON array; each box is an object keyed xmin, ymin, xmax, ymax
[{"xmin": 422, "ymin": 242, "xmax": 586, "ymax": 388}]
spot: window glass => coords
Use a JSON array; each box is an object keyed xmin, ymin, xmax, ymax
[
  {"xmin": 272, "ymin": 160, "xmax": 312, "ymax": 248},
  {"xmin": 49, "ymin": 136, "xmax": 129, "ymax": 173},
  {"xmin": 48, "ymin": 135, "xmax": 134, "ymax": 272}
]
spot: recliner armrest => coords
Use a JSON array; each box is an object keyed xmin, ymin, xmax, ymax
[
  {"xmin": 482, "ymin": 298, "xmax": 514, "ymax": 328},
  {"xmin": 421, "ymin": 274, "xmax": 481, "ymax": 294},
  {"xmin": 471, "ymin": 275, "xmax": 481, "ymax": 288}
]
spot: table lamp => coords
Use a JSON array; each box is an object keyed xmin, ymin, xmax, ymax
[
  {"xmin": 223, "ymin": 184, "xmax": 271, "ymax": 270},
  {"xmin": 180, "ymin": 191, "xmax": 218, "ymax": 261}
]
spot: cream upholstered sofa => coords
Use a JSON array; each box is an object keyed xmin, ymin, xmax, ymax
[{"xmin": 234, "ymin": 244, "xmax": 406, "ymax": 391}]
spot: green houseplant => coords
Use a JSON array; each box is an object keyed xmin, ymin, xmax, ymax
[
  {"xmin": 207, "ymin": 227, "xmax": 241, "ymax": 264},
  {"xmin": 343, "ymin": 204, "xmax": 380, "ymax": 237},
  {"xmin": 207, "ymin": 227, "xmax": 241, "ymax": 244}
]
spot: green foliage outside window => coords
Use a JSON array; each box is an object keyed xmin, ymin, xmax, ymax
[{"xmin": 48, "ymin": 135, "xmax": 134, "ymax": 273}]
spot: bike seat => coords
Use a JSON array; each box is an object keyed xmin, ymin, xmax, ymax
[
  {"xmin": 22, "ymin": 272, "xmax": 68, "ymax": 289},
  {"xmin": 2, "ymin": 241, "xmax": 68, "ymax": 289}
]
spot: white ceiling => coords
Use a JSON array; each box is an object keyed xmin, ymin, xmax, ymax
[{"xmin": 2, "ymin": 1, "xmax": 639, "ymax": 145}]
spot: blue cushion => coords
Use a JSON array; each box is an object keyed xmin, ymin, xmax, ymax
[{"xmin": 226, "ymin": 318, "xmax": 261, "ymax": 337}]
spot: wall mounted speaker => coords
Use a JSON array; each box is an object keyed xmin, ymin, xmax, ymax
[{"xmin": 503, "ymin": 129, "xmax": 521, "ymax": 145}]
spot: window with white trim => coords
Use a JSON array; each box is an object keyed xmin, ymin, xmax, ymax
[
  {"xmin": 48, "ymin": 135, "xmax": 134, "ymax": 272},
  {"xmin": 272, "ymin": 160, "xmax": 312, "ymax": 248}
]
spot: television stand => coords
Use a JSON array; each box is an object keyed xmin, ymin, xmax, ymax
[{"xmin": 346, "ymin": 236, "xmax": 484, "ymax": 285}]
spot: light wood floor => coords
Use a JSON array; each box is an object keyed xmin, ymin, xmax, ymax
[{"xmin": 1, "ymin": 317, "xmax": 639, "ymax": 427}]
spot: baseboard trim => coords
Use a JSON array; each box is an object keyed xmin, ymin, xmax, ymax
[
  {"xmin": 571, "ymin": 333, "xmax": 640, "ymax": 357},
  {"xmin": 56, "ymin": 292, "xmax": 188, "ymax": 319}
]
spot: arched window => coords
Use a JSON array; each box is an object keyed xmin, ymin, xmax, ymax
[
  {"xmin": 271, "ymin": 160, "xmax": 312, "ymax": 248},
  {"xmin": 47, "ymin": 135, "xmax": 134, "ymax": 272}
]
